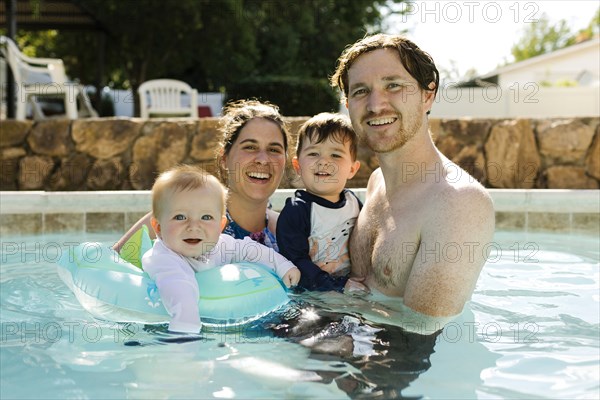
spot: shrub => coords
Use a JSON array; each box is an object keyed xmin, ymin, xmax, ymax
[{"xmin": 226, "ymin": 76, "xmax": 340, "ymax": 116}]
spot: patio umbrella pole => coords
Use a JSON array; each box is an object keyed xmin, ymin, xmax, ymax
[{"xmin": 5, "ymin": 0, "xmax": 16, "ymax": 118}]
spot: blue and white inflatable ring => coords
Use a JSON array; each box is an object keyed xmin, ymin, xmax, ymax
[{"xmin": 56, "ymin": 228, "xmax": 289, "ymax": 327}]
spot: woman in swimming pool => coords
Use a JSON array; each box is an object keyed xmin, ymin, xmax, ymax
[
  {"xmin": 113, "ymin": 99, "xmax": 290, "ymax": 252},
  {"xmin": 216, "ymin": 99, "xmax": 289, "ymax": 250}
]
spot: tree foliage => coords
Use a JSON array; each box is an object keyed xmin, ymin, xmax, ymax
[
  {"xmin": 6, "ymin": 0, "xmax": 404, "ymax": 115},
  {"xmin": 511, "ymin": 9, "xmax": 599, "ymax": 63},
  {"xmin": 511, "ymin": 14, "xmax": 576, "ymax": 62},
  {"xmin": 575, "ymin": 7, "xmax": 600, "ymax": 41}
]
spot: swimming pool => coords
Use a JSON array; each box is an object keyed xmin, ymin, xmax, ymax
[
  {"xmin": 1, "ymin": 188, "xmax": 598, "ymax": 398},
  {"xmin": 1, "ymin": 228, "xmax": 598, "ymax": 399}
]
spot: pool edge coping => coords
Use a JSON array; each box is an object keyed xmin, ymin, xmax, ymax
[{"xmin": 0, "ymin": 189, "xmax": 599, "ymax": 214}]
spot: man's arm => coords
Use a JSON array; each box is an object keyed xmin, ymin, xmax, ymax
[{"xmin": 403, "ymin": 185, "xmax": 495, "ymax": 317}]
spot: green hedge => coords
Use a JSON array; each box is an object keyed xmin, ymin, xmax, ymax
[{"xmin": 226, "ymin": 76, "xmax": 341, "ymax": 116}]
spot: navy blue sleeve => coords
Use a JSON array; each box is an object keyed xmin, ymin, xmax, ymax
[
  {"xmin": 277, "ymin": 198, "xmax": 347, "ymax": 292},
  {"xmin": 347, "ymin": 189, "xmax": 364, "ymax": 210}
]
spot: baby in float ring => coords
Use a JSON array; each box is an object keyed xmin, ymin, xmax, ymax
[{"xmin": 143, "ymin": 165, "xmax": 301, "ymax": 334}]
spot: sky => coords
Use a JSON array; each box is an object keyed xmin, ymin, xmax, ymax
[{"xmin": 385, "ymin": 0, "xmax": 599, "ymax": 80}]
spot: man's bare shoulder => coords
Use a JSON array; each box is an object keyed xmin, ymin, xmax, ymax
[
  {"xmin": 443, "ymin": 163, "xmax": 494, "ymax": 216},
  {"xmin": 429, "ymin": 167, "xmax": 495, "ymax": 241},
  {"xmin": 406, "ymin": 164, "xmax": 495, "ymax": 316},
  {"xmin": 438, "ymin": 184, "xmax": 495, "ymax": 247},
  {"xmin": 365, "ymin": 167, "xmax": 384, "ymax": 197},
  {"xmin": 447, "ymin": 176, "xmax": 491, "ymax": 203}
]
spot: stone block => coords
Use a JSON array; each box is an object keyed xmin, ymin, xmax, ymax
[
  {"xmin": 453, "ymin": 145, "xmax": 486, "ymax": 184},
  {"xmin": 0, "ymin": 120, "xmax": 32, "ymax": 147},
  {"xmin": 484, "ymin": 119, "xmax": 540, "ymax": 188},
  {"xmin": 544, "ymin": 166, "xmax": 599, "ymax": 189},
  {"xmin": 537, "ymin": 119, "xmax": 595, "ymax": 166},
  {"xmin": 73, "ymin": 119, "xmax": 141, "ymax": 159},
  {"xmin": 190, "ymin": 119, "xmax": 221, "ymax": 161},
  {"xmin": 18, "ymin": 156, "xmax": 55, "ymax": 190},
  {"xmin": 2, "ymin": 117, "xmax": 600, "ymax": 190},
  {"xmin": 48, "ymin": 153, "xmax": 91, "ymax": 191},
  {"xmin": 439, "ymin": 118, "xmax": 492, "ymax": 147},
  {"xmin": 131, "ymin": 121, "xmax": 192, "ymax": 189},
  {"xmin": 1, "ymin": 147, "xmax": 27, "ymax": 190},
  {"xmin": 585, "ymin": 128, "xmax": 600, "ymax": 180},
  {"xmin": 87, "ymin": 158, "xmax": 126, "ymax": 190},
  {"xmin": 130, "ymin": 134, "xmax": 158, "ymax": 190},
  {"xmin": 436, "ymin": 134, "xmax": 461, "ymax": 159},
  {"xmin": 154, "ymin": 122, "xmax": 193, "ymax": 172},
  {"xmin": 27, "ymin": 120, "xmax": 72, "ymax": 156}
]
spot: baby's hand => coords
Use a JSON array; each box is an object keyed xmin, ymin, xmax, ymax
[
  {"xmin": 282, "ymin": 267, "xmax": 301, "ymax": 288},
  {"xmin": 344, "ymin": 276, "xmax": 370, "ymax": 295}
]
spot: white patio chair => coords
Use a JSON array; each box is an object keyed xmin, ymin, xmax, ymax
[
  {"xmin": 138, "ymin": 79, "xmax": 198, "ymax": 119},
  {"xmin": 0, "ymin": 35, "xmax": 98, "ymax": 120}
]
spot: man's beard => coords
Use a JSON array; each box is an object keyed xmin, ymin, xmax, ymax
[{"xmin": 361, "ymin": 112, "xmax": 423, "ymax": 154}]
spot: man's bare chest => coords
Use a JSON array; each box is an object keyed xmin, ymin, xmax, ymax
[{"xmin": 357, "ymin": 197, "xmax": 424, "ymax": 294}]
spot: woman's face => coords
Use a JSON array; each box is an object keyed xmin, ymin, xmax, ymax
[{"xmin": 222, "ymin": 118, "xmax": 287, "ymax": 203}]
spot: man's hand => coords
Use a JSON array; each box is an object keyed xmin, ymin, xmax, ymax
[{"xmin": 344, "ymin": 276, "xmax": 370, "ymax": 295}]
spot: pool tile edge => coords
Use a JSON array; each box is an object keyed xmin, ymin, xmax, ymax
[{"xmin": 1, "ymin": 189, "xmax": 598, "ymax": 235}]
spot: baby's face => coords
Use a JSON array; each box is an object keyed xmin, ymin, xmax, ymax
[
  {"xmin": 294, "ymin": 134, "xmax": 359, "ymax": 203},
  {"xmin": 154, "ymin": 186, "xmax": 225, "ymax": 258}
]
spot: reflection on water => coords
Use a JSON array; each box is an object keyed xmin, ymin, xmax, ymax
[
  {"xmin": 1, "ymin": 231, "xmax": 598, "ymax": 399},
  {"xmin": 268, "ymin": 298, "xmax": 443, "ymax": 398}
]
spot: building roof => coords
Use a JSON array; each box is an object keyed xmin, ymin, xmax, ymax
[
  {"xmin": 479, "ymin": 36, "xmax": 600, "ymax": 80},
  {"xmin": 0, "ymin": 0, "xmax": 108, "ymax": 32}
]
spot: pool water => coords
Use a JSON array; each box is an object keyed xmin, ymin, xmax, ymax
[{"xmin": 1, "ymin": 231, "xmax": 598, "ymax": 399}]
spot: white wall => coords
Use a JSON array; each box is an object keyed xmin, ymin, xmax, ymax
[
  {"xmin": 435, "ymin": 39, "xmax": 600, "ymax": 118},
  {"xmin": 498, "ymin": 42, "xmax": 600, "ymax": 87},
  {"xmin": 432, "ymin": 86, "xmax": 600, "ymax": 118}
]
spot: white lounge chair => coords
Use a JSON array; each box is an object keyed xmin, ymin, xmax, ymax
[
  {"xmin": 0, "ymin": 35, "xmax": 97, "ymax": 120},
  {"xmin": 138, "ymin": 79, "xmax": 198, "ymax": 119}
]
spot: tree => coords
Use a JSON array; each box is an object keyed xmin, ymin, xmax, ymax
[
  {"xmin": 7, "ymin": 0, "xmax": 406, "ymax": 116},
  {"xmin": 58, "ymin": 0, "xmax": 207, "ymax": 116},
  {"xmin": 511, "ymin": 13, "xmax": 576, "ymax": 62},
  {"xmin": 220, "ymin": 0, "xmax": 399, "ymax": 115},
  {"xmin": 574, "ymin": 7, "xmax": 600, "ymax": 42},
  {"xmin": 511, "ymin": 8, "xmax": 600, "ymax": 63}
]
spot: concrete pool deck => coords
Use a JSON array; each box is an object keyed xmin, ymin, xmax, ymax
[{"xmin": 0, "ymin": 189, "xmax": 598, "ymax": 236}]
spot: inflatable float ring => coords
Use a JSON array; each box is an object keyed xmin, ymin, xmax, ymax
[{"xmin": 56, "ymin": 227, "xmax": 289, "ymax": 327}]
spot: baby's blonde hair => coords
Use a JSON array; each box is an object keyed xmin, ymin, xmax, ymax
[{"xmin": 152, "ymin": 165, "xmax": 227, "ymax": 220}]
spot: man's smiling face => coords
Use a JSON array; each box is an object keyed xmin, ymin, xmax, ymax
[{"xmin": 346, "ymin": 48, "xmax": 434, "ymax": 153}]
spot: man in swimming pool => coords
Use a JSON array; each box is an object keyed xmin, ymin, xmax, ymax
[{"xmin": 331, "ymin": 34, "xmax": 495, "ymax": 318}]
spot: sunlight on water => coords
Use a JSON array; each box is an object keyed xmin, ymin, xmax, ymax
[{"xmin": 1, "ymin": 231, "xmax": 598, "ymax": 399}]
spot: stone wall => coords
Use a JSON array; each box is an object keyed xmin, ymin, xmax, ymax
[{"xmin": 1, "ymin": 116, "xmax": 598, "ymax": 190}]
